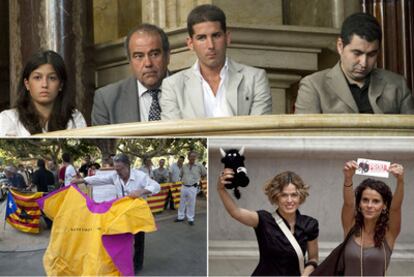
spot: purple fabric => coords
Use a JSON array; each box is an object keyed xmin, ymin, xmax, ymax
[
  {"xmin": 102, "ymin": 233, "xmax": 135, "ymax": 276},
  {"xmin": 37, "ymin": 184, "xmax": 136, "ymax": 275},
  {"xmin": 37, "ymin": 184, "xmax": 117, "ymax": 213}
]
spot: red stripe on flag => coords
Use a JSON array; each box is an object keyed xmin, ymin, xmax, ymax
[{"xmin": 6, "ymin": 217, "xmax": 40, "ymax": 228}]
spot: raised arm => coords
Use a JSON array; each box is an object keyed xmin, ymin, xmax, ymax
[
  {"xmin": 217, "ymin": 168, "xmax": 259, "ymax": 228},
  {"xmin": 341, "ymin": 160, "xmax": 357, "ymax": 237},
  {"xmin": 387, "ymin": 163, "xmax": 404, "ymax": 247}
]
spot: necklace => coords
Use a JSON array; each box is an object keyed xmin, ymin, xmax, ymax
[{"xmin": 360, "ymin": 228, "xmax": 387, "ymax": 276}]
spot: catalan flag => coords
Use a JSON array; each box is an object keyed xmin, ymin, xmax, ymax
[
  {"xmin": 147, "ymin": 182, "xmax": 182, "ymax": 213},
  {"xmin": 5, "ymin": 189, "xmax": 44, "ymax": 233}
]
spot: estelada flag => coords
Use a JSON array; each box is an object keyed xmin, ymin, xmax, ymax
[{"xmin": 5, "ymin": 189, "xmax": 43, "ymax": 233}]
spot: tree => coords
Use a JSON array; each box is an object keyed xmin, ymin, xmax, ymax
[{"xmin": 116, "ymin": 138, "xmax": 206, "ymax": 164}]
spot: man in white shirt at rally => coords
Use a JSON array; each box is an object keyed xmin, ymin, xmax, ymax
[
  {"xmin": 169, "ymin": 155, "xmax": 184, "ymax": 183},
  {"xmin": 72, "ymin": 153, "xmax": 160, "ymax": 274},
  {"xmin": 174, "ymin": 152, "xmax": 206, "ymax": 226}
]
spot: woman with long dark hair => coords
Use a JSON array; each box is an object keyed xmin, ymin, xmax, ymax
[
  {"xmin": 218, "ymin": 170, "xmax": 319, "ymax": 276},
  {"xmin": 313, "ymin": 161, "xmax": 404, "ymax": 276},
  {"xmin": 0, "ymin": 50, "xmax": 86, "ymax": 136},
  {"xmin": 341, "ymin": 161, "xmax": 404, "ymax": 275}
]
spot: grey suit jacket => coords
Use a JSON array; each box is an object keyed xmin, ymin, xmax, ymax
[
  {"xmin": 92, "ymin": 76, "xmax": 141, "ymax": 125},
  {"xmin": 160, "ymin": 59, "xmax": 272, "ymax": 120},
  {"xmin": 295, "ymin": 62, "xmax": 414, "ymax": 114}
]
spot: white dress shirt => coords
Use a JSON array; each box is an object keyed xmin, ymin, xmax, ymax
[
  {"xmin": 64, "ymin": 164, "xmax": 77, "ymax": 187},
  {"xmin": 84, "ymin": 168, "xmax": 160, "ymax": 199},
  {"xmin": 0, "ymin": 108, "xmax": 87, "ymax": 137},
  {"xmin": 169, "ymin": 163, "xmax": 182, "ymax": 183},
  {"xmin": 137, "ymin": 80, "xmax": 162, "ymax": 122},
  {"xmin": 193, "ymin": 58, "xmax": 233, "ymax": 117}
]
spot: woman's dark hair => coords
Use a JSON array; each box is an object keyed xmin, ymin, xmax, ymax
[
  {"xmin": 353, "ymin": 178, "xmax": 392, "ymax": 247},
  {"xmin": 15, "ymin": 50, "xmax": 75, "ymax": 134}
]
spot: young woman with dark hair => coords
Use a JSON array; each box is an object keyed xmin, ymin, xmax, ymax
[
  {"xmin": 0, "ymin": 50, "xmax": 86, "ymax": 136},
  {"xmin": 340, "ymin": 161, "xmax": 404, "ymax": 275},
  {"xmin": 313, "ymin": 161, "xmax": 404, "ymax": 276}
]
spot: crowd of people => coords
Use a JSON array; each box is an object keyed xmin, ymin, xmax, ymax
[{"xmin": 0, "ymin": 5, "xmax": 412, "ymax": 136}]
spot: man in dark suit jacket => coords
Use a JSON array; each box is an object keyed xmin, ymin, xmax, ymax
[
  {"xmin": 295, "ymin": 13, "xmax": 414, "ymax": 114},
  {"xmin": 92, "ymin": 24, "xmax": 170, "ymax": 125}
]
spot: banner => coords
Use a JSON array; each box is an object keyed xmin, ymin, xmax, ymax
[{"xmin": 5, "ymin": 189, "xmax": 43, "ymax": 233}]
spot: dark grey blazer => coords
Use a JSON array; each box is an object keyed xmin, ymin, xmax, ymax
[{"xmin": 91, "ymin": 76, "xmax": 140, "ymax": 125}]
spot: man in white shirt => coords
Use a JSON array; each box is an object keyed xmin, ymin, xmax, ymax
[
  {"xmin": 72, "ymin": 153, "xmax": 160, "ymax": 273},
  {"xmin": 62, "ymin": 153, "xmax": 77, "ymax": 187},
  {"xmin": 138, "ymin": 157, "xmax": 154, "ymax": 179},
  {"xmin": 169, "ymin": 155, "xmax": 184, "ymax": 183},
  {"xmin": 160, "ymin": 4, "xmax": 272, "ymax": 120},
  {"xmin": 174, "ymin": 152, "xmax": 206, "ymax": 225},
  {"xmin": 92, "ymin": 24, "xmax": 170, "ymax": 125}
]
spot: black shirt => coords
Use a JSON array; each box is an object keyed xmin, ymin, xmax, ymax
[
  {"xmin": 347, "ymin": 77, "xmax": 374, "ymax": 113},
  {"xmin": 31, "ymin": 168, "xmax": 55, "ymax": 192},
  {"xmin": 252, "ymin": 210, "xmax": 319, "ymax": 276}
]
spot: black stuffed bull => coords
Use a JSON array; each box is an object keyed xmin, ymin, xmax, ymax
[{"xmin": 220, "ymin": 147, "xmax": 249, "ymax": 199}]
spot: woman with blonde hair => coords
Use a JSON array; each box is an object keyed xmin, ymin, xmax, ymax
[{"xmin": 218, "ymin": 169, "xmax": 319, "ymax": 276}]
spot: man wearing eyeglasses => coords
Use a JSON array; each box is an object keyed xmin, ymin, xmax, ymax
[{"xmin": 72, "ymin": 153, "xmax": 160, "ymax": 273}]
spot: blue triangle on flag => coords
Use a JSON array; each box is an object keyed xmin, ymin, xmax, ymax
[{"xmin": 5, "ymin": 192, "xmax": 17, "ymax": 218}]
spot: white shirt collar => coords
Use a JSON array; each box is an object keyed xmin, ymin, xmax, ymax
[
  {"xmin": 193, "ymin": 57, "xmax": 229, "ymax": 80},
  {"xmin": 137, "ymin": 80, "xmax": 149, "ymax": 97}
]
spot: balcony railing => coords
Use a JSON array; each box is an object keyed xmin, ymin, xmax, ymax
[{"xmin": 39, "ymin": 114, "xmax": 414, "ymax": 137}]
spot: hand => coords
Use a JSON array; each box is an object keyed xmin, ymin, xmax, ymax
[
  {"xmin": 343, "ymin": 160, "xmax": 357, "ymax": 183},
  {"xmin": 70, "ymin": 177, "xmax": 84, "ymax": 185},
  {"xmin": 389, "ymin": 163, "xmax": 404, "ymax": 183},
  {"xmin": 217, "ymin": 168, "xmax": 234, "ymax": 190},
  {"xmin": 128, "ymin": 189, "xmax": 145, "ymax": 199}
]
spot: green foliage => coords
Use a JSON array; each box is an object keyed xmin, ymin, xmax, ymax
[{"xmin": 0, "ymin": 138, "xmax": 207, "ymax": 166}]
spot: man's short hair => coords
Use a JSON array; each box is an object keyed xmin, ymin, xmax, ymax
[
  {"xmin": 179, "ymin": 155, "xmax": 185, "ymax": 160},
  {"xmin": 113, "ymin": 153, "xmax": 131, "ymax": 167},
  {"xmin": 340, "ymin": 12, "xmax": 382, "ymax": 46},
  {"xmin": 124, "ymin": 23, "xmax": 170, "ymax": 60},
  {"xmin": 187, "ymin": 4, "xmax": 226, "ymax": 37},
  {"xmin": 62, "ymin": 153, "xmax": 71, "ymax": 163},
  {"xmin": 37, "ymin": 159, "xmax": 45, "ymax": 168}
]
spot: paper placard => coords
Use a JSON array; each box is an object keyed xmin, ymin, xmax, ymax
[{"xmin": 356, "ymin": 158, "xmax": 390, "ymax": 178}]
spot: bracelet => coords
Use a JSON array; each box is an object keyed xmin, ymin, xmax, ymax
[
  {"xmin": 344, "ymin": 182, "xmax": 353, "ymax": 187},
  {"xmin": 305, "ymin": 260, "xmax": 318, "ymax": 269}
]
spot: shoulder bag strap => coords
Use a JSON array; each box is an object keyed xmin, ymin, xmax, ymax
[{"xmin": 273, "ymin": 213, "xmax": 305, "ymax": 274}]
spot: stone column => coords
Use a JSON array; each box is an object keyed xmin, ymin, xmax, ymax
[
  {"xmin": 0, "ymin": 1, "xmax": 9, "ymax": 111},
  {"xmin": 9, "ymin": 0, "xmax": 94, "ymax": 123}
]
